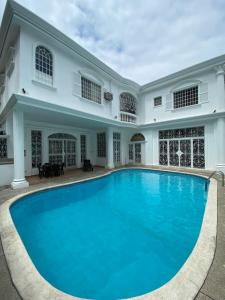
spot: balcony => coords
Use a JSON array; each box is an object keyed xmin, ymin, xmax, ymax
[{"xmin": 120, "ymin": 112, "xmax": 137, "ymax": 123}]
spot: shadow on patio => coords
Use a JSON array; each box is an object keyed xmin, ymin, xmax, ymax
[{"xmin": 26, "ymin": 167, "xmax": 108, "ymax": 186}]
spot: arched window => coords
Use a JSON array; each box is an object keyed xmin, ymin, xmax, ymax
[
  {"xmin": 35, "ymin": 46, "xmax": 53, "ymax": 85},
  {"xmin": 48, "ymin": 133, "xmax": 76, "ymax": 140},
  {"xmin": 130, "ymin": 133, "xmax": 145, "ymax": 142},
  {"xmin": 120, "ymin": 92, "xmax": 136, "ymax": 115}
]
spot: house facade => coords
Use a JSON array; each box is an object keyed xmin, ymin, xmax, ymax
[{"xmin": 0, "ymin": 0, "xmax": 225, "ymax": 189}]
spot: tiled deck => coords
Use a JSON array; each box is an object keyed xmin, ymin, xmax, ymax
[{"xmin": 0, "ymin": 166, "xmax": 224, "ymax": 300}]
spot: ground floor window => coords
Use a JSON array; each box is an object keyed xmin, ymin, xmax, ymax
[
  {"xmin": 0, "ymin": 137, "xmax": 7, "ymax": 159},
  {"xmin": 80, "ymin": 135, "xmax": 86, "ymax": 163},
  {"xmin": 48, "ymin": 133, "xmax": 76, "ymax": 167},
  {"xmin": 113, "ymin": 132, "xmax": 121, "ymax": 164},
  {"xmin": 159, "ymin": 127, "xmax": 205, "ymax": 168},
  {"xmin": 31, "ymin": 130, "xmax": 42, "ymax": 168},
  {"xmin": 97, "ymin": 133, "xmax": 106, "ymax": 157}
]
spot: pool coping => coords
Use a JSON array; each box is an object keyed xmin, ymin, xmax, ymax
[{"xmin": 0, "ymin": 167, "xmax": 217, "ymax": 300}]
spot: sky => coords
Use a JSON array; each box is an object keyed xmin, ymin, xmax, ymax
[{"xmin": 0, "ymin": 0, "xmax": 225, "ymax": 85}]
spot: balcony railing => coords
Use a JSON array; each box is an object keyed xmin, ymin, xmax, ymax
[{"xmin": 120, "ymin": 112, "xmax": 137, "ymax": 123}]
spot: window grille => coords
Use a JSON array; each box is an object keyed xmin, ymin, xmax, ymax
[
  {"xmin": 154, "ymin": 96, "xmax": 162, "ymax": 107},
  {"xmin": 159, "ymin": 127, "xmax": 204, "ymax": 139},
  {"xmin": 81, "ymin": 77, "xmax": 101, "ymax": 104},
  {"xmin": 31, "ymin": 130, "xmax": 42, "ymax": 168},
  {"xmin": 35, "ymin": 46, "xmax": 53, "ymax": 86},
  {"xmin": 0, "ymin": 137, "xmax": 7, "ymax": 159},
  {"xmin": 173, "ymin": 86, "xmax": 198, "ymax": 109},
  {"xmin": 158, "ymin": 126, "xmax": 205, "ymax": 169},
  {"xmin": 113, "ymin": 132, "xmax": 121, "ymax": 164},
  {"xmin": 97, "ymin": 133, "xmax": 106, "ymax": 157},
  {"xmin": 120, "ymin": 93, "xmax": 136, "ymax": 114},
  {"xmin": 80, "ymin": 135, "xmax": 86, "ymax": 163}
]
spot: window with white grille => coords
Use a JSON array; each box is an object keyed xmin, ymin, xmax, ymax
[
  {"xmin": 97, "ymin": 133, "xmax": 106, "ymax": 157},
  {"xmin": 80, "ymin": 135, "xmax": 86, "ymax": 163},
  {"xmin": 31, "ymin": 130, "xmax": 42, "ymax": 168},
  {"xmin": 35, "ymin": 46, "xmax": 53, "ymax": 86},
  {"xmin": 81, "ymin": 77, "xmax": 101, "ymax": 104},
  {"xmin": 173, "ymin": 86, "xmax": 198, "ymax": 109},
  {"xmin": 0, "ymin": 137, "xmax": 7, "ymax": 159}
]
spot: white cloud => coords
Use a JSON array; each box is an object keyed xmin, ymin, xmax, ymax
[{"xmin": 1, "ymin": 0, "xmax": 225, "ymax": 84}]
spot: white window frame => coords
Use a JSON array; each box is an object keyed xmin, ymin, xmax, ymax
[
  {"xmin": 32, "ymin": 43, "xmax": 56, "ymax": 89},
  {"xmin": 173, "ymin": 84, "xmax": 199, "ymax": 109},
  {"xmin": 78, "ymin": 69, "xmax": 104, "ymax": 105},
  {"xmin": 97, "ymin": 132, "xmax": 106, "ymax": 158},
  {"xmin": 153, "ymin": 96, "xmax": 162, "ymax": 107}
]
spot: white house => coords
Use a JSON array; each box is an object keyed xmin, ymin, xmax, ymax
[{"xmin": 0, "ymin": 0, "xmax": 225, "ymax": 189}]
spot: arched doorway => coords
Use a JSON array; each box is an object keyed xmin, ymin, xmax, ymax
[
  {"xmin": 48, "ymin": 133, "xmax": 76, "ymax": 167},
  {"xmin": 129, "ymin": 133, "xmax": 145, "ymax": 164}
]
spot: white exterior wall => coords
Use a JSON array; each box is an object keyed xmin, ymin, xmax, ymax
[
  {"xmin": 141, "ymin": 71, "xmax": 219, "ymax": 125},
  {"xmin": 18, "ymin": 26, "xmax": 139, "ymax": 123},
  {"xmin": 0, "ymin": 35, "xmax": 20, "ymax": 114},
  {"xmin": 0, "ymin": 164, "xmax": 14, "ymax": 186}
]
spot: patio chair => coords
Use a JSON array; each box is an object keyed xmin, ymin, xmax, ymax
[
  {"xmin": 83, "ymin": 160, "xmax": 93, "ymax": 172},
  {"xmin": 60, "ymin": 162, "xmax": 64, "ymax": 175},
  {"xmin": 38, "ymin": 163, "xmax": 44, "ymax": 178},
  {"xmin": 52, "ymin": 163, "xmax": 61, "ymax": 176}
]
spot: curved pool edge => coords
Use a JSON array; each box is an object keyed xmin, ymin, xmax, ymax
[{"xmin": 0, "ymin": 168, "xmax": 217, "ymax": 300}]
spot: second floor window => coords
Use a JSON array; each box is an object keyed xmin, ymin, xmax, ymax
[
  {"xmin": 154, "ymin": 96, "xmax": 162, "ymax": 107},
  {"xmin": 81, "ymin": 77, "xmax": 101, "ymax": 104},
  {"xmin": 35, "ymin": 46, "xmax": 53, "ymax": 86},
  {"xmin": 120, "ymin": 92, "xmax": 136, "ymax": 114},
  {"xmin": 173, "ymin": 86, "xmax": 198, "ymax": 109}
]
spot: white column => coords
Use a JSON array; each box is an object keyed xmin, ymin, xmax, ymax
[
  {"xmin": 11, "ymin": 109, "xmax": 29, "ymax": 189},
  {"xmin": 106, "ymin": 127, "xmax": 114, "ymax": 169},
  {"xmin": 216, "ymin": 65, "xmax": 225, "ymax": 111},
  {"xmin": 216, "ymin": 117, "xmax": 225, "ymax": 173}
]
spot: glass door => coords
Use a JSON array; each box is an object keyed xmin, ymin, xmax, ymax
[
  {"xmin": 113, "ymin": 132, "xmax": 121, "ymax": 165},
  {"xmin": 135, "ymin": 143, "xmax": 141, "ymax": 163},
  {"xmin": 49, "ymin": 139, "xmax": 63, "ymax": 164},
  {"xmin": 64, "ymin": 140, "xmax": 76, "ymax": 167},
  {"xmin": 128, "ymin": 144, "xmax": 134, "ymax": 163},
  {"xmin": 49, "ymin": 138, "xmax": 76, "ymax": 167},
  {"xmin": 180, "ymin": 140, "xmax": 191, "ymax": 167}
]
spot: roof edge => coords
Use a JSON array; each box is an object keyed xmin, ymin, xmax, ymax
[{"xmin": 140, "ymin": 54, "xmax": 225, "ymax": 93}]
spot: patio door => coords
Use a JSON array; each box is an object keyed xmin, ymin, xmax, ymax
[
  {"xmin": 169, "ymin": 139, "xmax": 191, "ymax": 167},
  {"xmin": 135, "ymin": 143, "xmax": 141, "ymax": 163},
  {"xmin": 128, "ymin": 143, "xmax": 142, "ymax": 164},
  {"xmin": 48, "ymin": 133, "xmax": 76, "ymax": 167},
  {"xmin": 113, "ymin": 132, "xmax": 121, "ymax": 166}
]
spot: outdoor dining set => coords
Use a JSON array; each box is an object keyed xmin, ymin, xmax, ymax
[
  {"xmin": 38, "ymin": 160, "xmax": 93, "ymax": 178},
  {"xmin": 38, "ymin": 163, "xmax": 64, "ymax": 178}
]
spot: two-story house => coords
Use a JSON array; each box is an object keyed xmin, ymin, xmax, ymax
[{"xmin": 0, "ymin": 0, "xmax": 225, "ymax": 188}]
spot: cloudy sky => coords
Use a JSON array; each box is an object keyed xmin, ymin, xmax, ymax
[{"xmin": 0, "ymin": 0, "xmax": 225, "ymax": 84}]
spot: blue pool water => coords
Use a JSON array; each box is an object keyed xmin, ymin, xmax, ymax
[{"xmin": 10, "ymin": 169, "xmax": 208, "ymax": 299}]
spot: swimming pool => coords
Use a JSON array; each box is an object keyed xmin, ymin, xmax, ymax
[{"xmin": 10, "ymin": 169, "xmax": 208, "ymax": 299}]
